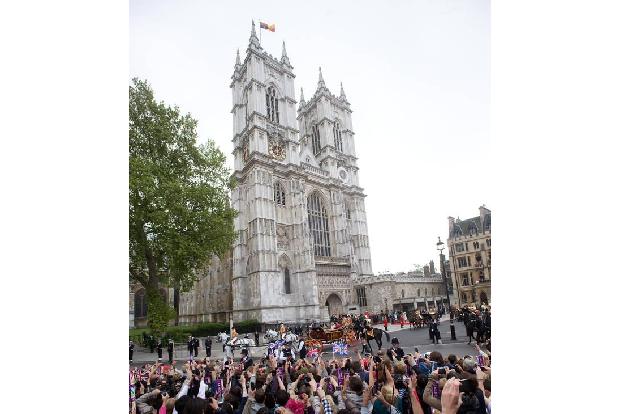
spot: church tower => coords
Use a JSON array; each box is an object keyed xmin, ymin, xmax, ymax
[
  {"xmin": 229, "ymin": 22, "xmax": 321, "ymax": 323},
  {"xmin": 297, "ymin": 68, "xmax": 373, "ymax": 278},
  {"xmin": 227, "ymin": 23, "xmax": 373, "ymax": 324}
]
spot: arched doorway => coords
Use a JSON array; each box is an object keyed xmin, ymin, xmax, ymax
[
  {"xmin": 325, "ymin": 293, "xmax": 343, "ymax": 316},
  {"xmin": 480, "ymin": 291, "xmax": 489, "ymax": 305}
]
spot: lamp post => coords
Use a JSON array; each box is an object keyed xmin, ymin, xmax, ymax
[{"xmin": 437, "ymin": 237, "xmax": 456, "ymax": 340}]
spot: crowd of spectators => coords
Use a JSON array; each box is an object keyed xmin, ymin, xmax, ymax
[{"xmin": 130, "ymin": 340, "xmax": 491, "ymax": 414}]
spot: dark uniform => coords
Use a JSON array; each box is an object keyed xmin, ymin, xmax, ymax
[
  {"xmin": 254, "ymin": 331, "xmax": 260, "ymax": 346},
  {"xmin": 204, "ymin": 337, "xmax": 212, "ymax": 357},
  {"xmin": 129, "ymin": 341, "xmax": 134, "ymax": 363},
  {"xmin": 475, "ymin": 317, "xmax": 485, "ymax": 344},
  {"xmin": 167, "ymin": 340, "xmax": 174, "ymax": 363},
  {"xmin": 298, "ymin": 340, "xmax": 307, "ymax": 359},
  {"xmin": 156, "ymin": 341, "xmax": 163, "ymax": 361},
  {"xmin": 388, "ymin": 338, "xmax": 405, "ymax": 362},
  {"xmin": 241, "ymin": 349, "xmax": 254, "ymax": 370},
  {"xmin": 364, "ymin": 327, "xmax": 375, "ymax": 353},
  {"xmin": 149, "ymin": 335, "xmax": 155, "ymax": 353},
  {"xmin": 465, "ymin": 314, "xmax": 475, "ymax": 344},
  {"xmin": 430, "ymin": 321, "xmax": 441, "ymax": 344},
  {"xmin": 192, "ymin": 337, "xmax": 199, "ymax": 357},
  {"xmin": 187, "ymin": 337, "xmax": 194, "ymax": 359}
]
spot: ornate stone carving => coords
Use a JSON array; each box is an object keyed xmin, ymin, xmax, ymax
[{"xmin": 277, "ymin": 224, "xmax": 289, "ymax": 250}]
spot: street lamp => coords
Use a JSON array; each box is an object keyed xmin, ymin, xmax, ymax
[{"xmin": 437, "ymin": 236, "xmax": 456, "ymax": 340}]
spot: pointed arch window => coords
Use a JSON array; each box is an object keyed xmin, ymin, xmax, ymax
[
  {"xmin": 266, "ymin": 86, "xmax": 279, "ymax": 123},
  {"xmin": 134, "ymin": 289, "xmax": 147, "ymax": 318},
  {"xmin": 333, "ymin": 121, "xmax": 343, "ymax": 152},
  {"xmin": 417, "ymin": 288, "xmax": 421, "ymax": 297},
  {"xmin": 307, "ymin": 193, "xmax": 331, "ymax": 257},
  {"xmin": 284, "ymin": 268, "xmax": 291, "ymax": 294},
  {"xmin": 274, "ymin": 181, "xmax": 286, "ymax": 206},
  {"xmin": 312, "ymin": 125, "xmax": 321, "ymax": 155}
]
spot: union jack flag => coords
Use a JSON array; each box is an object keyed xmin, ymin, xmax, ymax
[
  {"xmin": 332, "ymin": 342, "xmax": 348, "ymax": 356},
  {"xmin": 476, "ymin": 355, "xmax": 485, "ymax": 367},
  {"xmin": 306, "ymin": 348, "xmax": 319, "ymax": 358},
  {"xmin": 137, "ymin": 369, "xmax": 150, "ymax": 383},
  {"xmin": 269, "ymin": 339, "xmax": 286, "ymax": 350}
]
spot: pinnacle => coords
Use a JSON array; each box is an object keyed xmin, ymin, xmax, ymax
[
  {"xmin": 281, "ymin": 41, "xmax": 290, "ymax": 65},
  {"xmin": 235, "ymin": 49, "xmax": 241, "ymax": 66},
  {"xmin": 318, "ymin": 67, "xmax": 325, "ymax": 89},
  {"xmin": 249, "ymin": 20, "xmax": 260, "ymax": 49},
  {"xmin": 300, "ymin": 87, "xmax": 305, "ymax": 103},
  {"xmin": 340, "ymin": 82, "xmax": 347, "ymax": 100}
]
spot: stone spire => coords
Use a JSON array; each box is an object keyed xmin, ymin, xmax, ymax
[
  {"xmin": 281, "ymin": 41, "xmax": 290, "ymax": 65},
  {"xmin": 299, "ymin": 87, "xmax": 305, "ymax": 105},
  {"xmin": 339, "ymin": 82, "xmax": 347, "ymax": 100},
  {"xmin": 235, "ymin": 49, "xmax": 241, "ymax": 66},
  {"xmin": 249, "ymin": 20, "xmax": 261, "ymax": 49},
  {"xmin": 317, "ymin": 67, "xmax": 325, "ymax": 89}
]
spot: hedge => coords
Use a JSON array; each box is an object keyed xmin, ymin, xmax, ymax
[{"xmin": 130, "ymin": 319, "xmax": 261, "ymax": 345}]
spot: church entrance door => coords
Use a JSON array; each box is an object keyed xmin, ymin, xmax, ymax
[{"xmin": 325, "ymin": 294, "xmax": 343, "ymax": 317}]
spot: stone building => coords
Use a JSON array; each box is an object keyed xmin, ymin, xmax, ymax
[
  {"xmin": 130, "ymin": 24, "xmax": 451, "ymax": 328},
  {"xmin": 447, "ymin": 205, "xmax": 491, "ymax": 307},
  {"xmin": 353, "ymin": 272, "xmax": 447, "ymax": 315}
]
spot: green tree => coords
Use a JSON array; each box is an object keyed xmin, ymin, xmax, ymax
[{"xmin": 129, "ymin": 78, "xmax": 237, "ymax": 333}]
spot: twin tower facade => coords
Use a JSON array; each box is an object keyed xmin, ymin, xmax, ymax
[{"xmin": 179, "ymin": 23, "xmax": 374, "ymax": 325}]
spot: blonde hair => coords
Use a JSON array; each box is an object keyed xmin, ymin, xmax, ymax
[
  {"xmin": 381, "ymin": 385, "xmax": 396, "ymax": 404},
  {"xmin": 394, "ymin": 362, "xmax": 407, "ymax": 375},
  {"xmin": 165, "ymin": 398, "xmax": 175, "ymax": 414}
]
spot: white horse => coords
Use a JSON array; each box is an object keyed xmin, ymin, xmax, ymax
[
  {"xmin": 264, "ymin": 329, "xmax": 279, "ymax": 342},
  {"xmin": 226, "ymin": 337, "xmax": 256, "ymax": 349},
  {"xmin": 283, "ymin": 332, "xmax": 298, "ymax": 344},
  {"xmin": 216, "ymin": 332, "xmax": 230, "ymax": 343}
]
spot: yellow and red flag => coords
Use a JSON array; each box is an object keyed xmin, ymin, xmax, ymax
[{"xmin": 259, "ymin": 22, "xmax": 275, "ymax": 32}]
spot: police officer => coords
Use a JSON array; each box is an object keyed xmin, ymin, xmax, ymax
[
  {"xmin": 254, "ymin": 331, "xmax": 260, "ymax": 346},
  {"xmin": 167, "ymin": 339, "xmax": 174, "ymax": 363},
  {"xmin": 149, "ymin": 335, "xmax": 155, "ymax": 353},
  {"xmin": 192, "ymin": 336, "xmax": 199, "ymax": 357},
  {"xmin": 156, "ymin": 339, "xmax": 163, "ymax": 362},
  {"xmin": 187, "ymin": 335, "xmax": 193, "ymax": 359},
  {"xmin": 465, "ymin": 313, "xmax": 475, "ymax": 344},
  {"xmin": 204, "ymin": 336, "xmax": 212, "ymax": 357},
  {"xmin": 430, "ymin": 320, "xmax": 442, "ymax": 345},
  {"xmin": 388, "ymin": 337, "xmax": 405, "ymax": 362},
  {"xmin": 129, "ymin": 340, "xmax": 134, "ymax": 363}
]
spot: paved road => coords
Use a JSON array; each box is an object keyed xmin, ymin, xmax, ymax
[{"xmin": 130, "ymin": 318, "xmax": 480, "ymax": 369}]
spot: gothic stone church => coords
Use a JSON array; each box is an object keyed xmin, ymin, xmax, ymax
[{"xmin": 132, "ymin": 23, "xmax": 375, "ymax": 327}]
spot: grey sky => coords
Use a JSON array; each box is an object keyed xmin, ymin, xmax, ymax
[{"xmin": 130, "ymin": 0, "xmax": 490, "ymax": 273}]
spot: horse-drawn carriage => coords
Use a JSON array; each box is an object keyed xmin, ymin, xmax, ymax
[{"xmin": 304, "ymin": 326, "xmax": 357, "ymax": 349}]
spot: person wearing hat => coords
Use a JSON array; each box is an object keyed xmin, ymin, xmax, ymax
[
  {"xmin": 156, "ymin": 339, "xmax": 163, "ymax": 362},
  {"xmin": 204, "ymin": 336, "xmax": 212, "ymax": 357},
  {"xmin": 129, "ymin": 340, "xmax": 134, "ymax": 363},
  {"xmin": 241, "ymin": 348, "xmax": 253, "ymax": 369},
  {"xmin": 430, "ymin": 319, "xmax": 441, "ymax": 345},
  {"xmin": 167, "ymin": 339, "xmax": 174, "ymax": 363},
  {"xmin": 388, "ymin": 337, "xmax": 405, "ymax": 362},
  {"xmin": 192, "ymin": 336, "xmax": 199, "ymax": 357},
  {"xmin": 187, "ymin": 335, "xmax": 193, "ymax": 359}
]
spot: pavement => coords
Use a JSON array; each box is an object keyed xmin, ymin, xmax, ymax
[{"xmin": 130, "ymin": 316, "xmax": 481, "ymax": 369}]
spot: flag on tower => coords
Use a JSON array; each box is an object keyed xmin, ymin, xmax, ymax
[{"xmin": 259, "ymin": 22, "xmax": 276, "ymax": 32}]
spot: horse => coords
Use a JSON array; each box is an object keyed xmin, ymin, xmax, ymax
[
  {"xmin": 282, "ymin": 332, "xmax": 298, "ymax": 344},
  {"xmin": 264, "ymin": 329, "xmax": 279, "ymax": 343},
  {"xmin": 226, "ymin": 337, "xmax": 256, "ymax": 349},
  {"xmin": 362, "ymin": 327, "xmax": 391, "ymax": 353},
  {"xmin": 216, "ymin": 332, "xmax": 230, "ymax": 344}
]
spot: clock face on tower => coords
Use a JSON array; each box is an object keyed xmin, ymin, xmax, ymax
[{"xmin": 269, "ymin": 141, "xmax": 286, "ymax": 161}]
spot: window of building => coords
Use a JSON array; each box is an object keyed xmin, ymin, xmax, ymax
[
  {"xmin": 455, "ymin": 243, "xmax": 465, "ymax": 252},
  {"xmin": 457, "ymin": 257, "xmax": 467, "ymax": 268},
  {"xmin": 461, "ymin": 274, "xmax": 470, "ymax": 286},
  {"xmin": 486, "ymin": 238, "xmax": 491, "ymax": 247},
  {"xmin": 312, "ymin": 125, "xmax": 321, "ymax": 155},
  {"xmin": 401, "ymin": 289, "xmax": 405, "ymax": 298},
  {"xmin": 417, "ymin": 288, "xmax": 420, "ymax": 297},
  {"xmin": 467, "ymin": 256, "xmax": 471, "ymax": 266},
  {"xmin": 273, "ymin": 181, "xmax": 286, "ymax": 206},
  {"xmin": 425, "ymin": 288, "xmax": 428, "ymax": 296},
  {"xmin": 333, "ymin": 121, "xmax": 343, "ymax": 152},
  {"xmin": 473, "ymin": 241, "xmax": 480, "ymax": 249},
  {"xmin": 266, "ymin": 86, "xmax": 279, "ymax": 123},
  {"xmin": 134, "ymin": 289, "xmax": 147, "ymax": 318},
  {"xmin": 346, "ymin": 208, "xmax": 351, "ymax": 220},
  {"xmin": 284, "ymin": 268, "xmax": 291, "ymax": 294},
  {"xmin": 307, "ymin": 193, "xmax": 331, "ymax": 257},
  {"xmin": 356, "ymin": 287, "xmax": 367, "ymax": 307}
]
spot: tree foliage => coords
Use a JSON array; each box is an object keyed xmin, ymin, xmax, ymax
[{"xmin": 129, "ymin": 78, "xmax": 237, "ymax": 332}]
